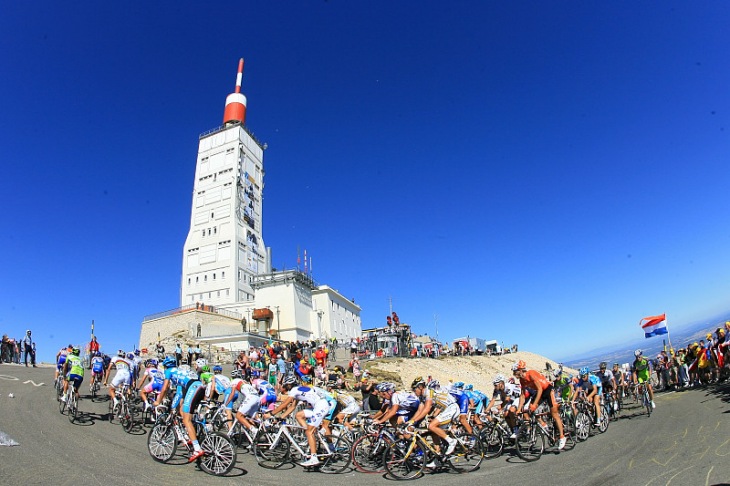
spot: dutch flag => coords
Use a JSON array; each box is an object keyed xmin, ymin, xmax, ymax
[{"xmin": 640, "ymin": 313, "xmax": 668, "ymax": 338}]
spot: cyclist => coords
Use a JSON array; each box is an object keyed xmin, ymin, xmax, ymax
[
  {"xmin": 157, "ymin": 356, "xmax": 205, "ymax": 462},
  {"xmin": 54, "ymin": 344, "xmax": 73, "ymax": 385},
  {"xmin": 632, "ymin": 349, "xmax": 655, "ymax": 408},
  {"xmin": 264, "ymin": 375, "xmax": 331, "ymax": 468},
  {"xmin": 596, "ymin": 362, "xmax": 618, "ymax": 415},
  {"xmin": 447, "ymin": 381, "xmax": 474, "ymax": 435},
  {"xmin": 137, "ymin": 359, "xmax": 165, "ymax": 411},
  {"xmin": 89, "ymin": 351, "xmax": 105, "ymax": 393},
  {"xmin": 131, "ymin": 349, "xmax": 144, "ymax": 383},
  {"xmin": 325, "ymin": 381, "xmax": 361, "ymax": 431},
  {"xmin": 372, "ymin": 382, "xmax": 423, "ymax": 426},
  {"xmin": 206, "ymin": 365, "xmax": 236, "ymax": 423},
  {"xmin": 513, "ymin": 360, "xmax": 567, "ymax": 450},
  {"xmin": 229, "ymin": 375, "xmax": 262, "ymax": 437},
  {"xmin": 104, "ymin": 350, "xmax": 133, "ymax": 408},
  {"xmin": 574, "ymin": 367, "xmax": 603, "ymax": 425},
  {"xmin": 485, "ymin": 374, "xmax": 521, "ymax": 438},
  {"xmin": 464, "ymin": 383, "xmax": 487, "ymax": 430},
  {"xmin": 611, "ymin": 363, "xmax": 627, "ymax": 402},
  {"xmin": 410, "ymin": 377, "xmax": 459, "ymax": 457},
  {"xmin": 61, "ymin": 347, "xmax": 84, "ymax": 402}
]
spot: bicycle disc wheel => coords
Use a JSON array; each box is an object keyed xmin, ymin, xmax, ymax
[
  {"xmin": 384, "ymin": 439, "xmax": 425, "ymax": 480},
  {"xmin": 199, "ymin": 431, "xmax": 237, "ymax": 476},
  {"xmin": 148, "ymin": 424, "xmax": 177, "ymax": 462},
  {"xmin": 352, "ymin": 434, "xmax": 390, "ymax": 473},
  {"xmin": 447, "ymin": 433, "xmax": 483, "ymax": 473},
  {"xmin": 479, "ymin": 424, "xmax": 504, "ymax": 459},
  {"xmin": 319, "ymin": 434, "xmax": 352, "ymax": 474},
  {"xmin": 515, "ymin": 423, "xmax": 544, "ymax": 462},
  {"xmin": 253, "ymin": 430, "xmax": 290, "ymax": 469},
  {"xmin": 574, "ymin": 412, "xmax": 590, "ymax": 441}
]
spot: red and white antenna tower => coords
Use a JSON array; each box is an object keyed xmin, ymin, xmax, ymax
[{"xmin": 223, "ymin": 58, "xmax": 247, "ymax": 125}]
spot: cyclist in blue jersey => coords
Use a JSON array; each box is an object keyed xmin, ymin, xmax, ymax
[
  {"xmin": 448, "ymin": 381, "xmax": 474, "ymax": 434},
  {"xmin": 372, "ymin": 382, "xmax": 423, "ymax": 425},
  {"xmin": 464, "ymin": 383, "xmax": 487, "ymax": 430},
  {"xmin": 54, "ymin": 344, "xmax": 73, "ymax": 385},
  {"xmin": 205, "ymin": 365, "xmax": 236, "ymax": 423},
  {"xmin": 157, "ymin": 356, "xmax": 205, "ymax": 462},
  {"xmin": 574, "ymin": 367, "xmax": 603, "ymax": 426},
  {"xmin": 89, "ymin": 351, "xmax": 105, "ymax": 393}
]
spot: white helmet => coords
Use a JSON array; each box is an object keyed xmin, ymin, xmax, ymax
[
  {"xmin": 492, "ymin": 373, "xmax": 506, "ymax": 384},
  {"xmin": 195, "ymin": 358, "xmax": 207, "ymax": 369}
]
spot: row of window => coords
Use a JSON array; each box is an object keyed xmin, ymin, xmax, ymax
[
  {"xmin": 187, "ymin": 271, "xmax": 226, "ymax": 285},
  {"xmin": 189, "ymin": 288, "xmax": 230, "ymax": 302}
]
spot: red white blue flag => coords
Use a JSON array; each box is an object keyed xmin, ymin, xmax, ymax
[{"xmin": 640, "ymin": 313, "xmax": 668, "ymax": 338}]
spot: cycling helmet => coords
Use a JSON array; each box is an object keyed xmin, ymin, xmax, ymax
[
  {"xmin": 201, "ymin": 365, "xmax": 210, "ymax": 373},
  {"xmin": 411, "ymin": 376, "xmax": 426, "ymax": 389},
  {"xmin": 634, "ymin": 349, "xmax": 642, "ymax": 357},
  {"xmin": 134, "ymin": 349, "xmax": 141, "ymax": 356},
  {"xmin": 231, "ymin": 369, "xmax": 242, "ymax": 379},
  {"xmin": 377, "ymin": 382, "xmax": 396, "ymax": 393},
  {"xmin": 146, "ymin": 359, "xmax": 158, "ymax": 367},
  {"xmin": 162, "ymin": 357, "xmax": 177, "ymax": 368},
  {"xmin": 508, "ymin": 377, "xmax": 515, "ymax": 384},
  {"xmin": 117, "ymin": 350, "xmax": 125, "ymax": 357},
  {"xmin": 599, "ymin": 361, "xmax": 607, "ymax": 369},
  {"xmin": 94, "ymin": 351, "xmax": 102, "ymax": 357},
  {"xmin": 492, "ymin": 374, "xmax": 506, "ymax": 384},
  {"xmin": 613, "ymin": 363, "xmax": 620, "ymax": 367},
  {"xmin": 71, "ymin": 347, "xmax": 80, "ymax": 356},
  {"xmin": 126, "ymin": 353, "xmax": 135, "ymax": 360},
  {"xmin": 213, "ymin": 365, "xmax": 223, "ymax": 374},
  {"xmin": 511, "ymin": 360, "xmax": 526, "ymax": 372},
  {"xmin": 453, "ymin": 381, "xmax": 465, "ymax": 389},
  {"xmin": 426, "ymin": 380, "xmax": 440, "ymax": 390},
  {"xmin": 281, "ymin": 375, "xmax": 298, "ymax": 388},
  {"xmin": 465, "ymin": 384, "xmax": 474, "ymax": 391},
  {"xmin": 195, "ymin": 358, "xmax": 207, "ymax": 369},
  {"xmin": 579, "ymin": 367, "xmax": 590, "ymax": 376}
]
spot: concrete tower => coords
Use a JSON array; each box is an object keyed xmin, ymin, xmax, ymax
[{"xmin": 180, "ymin": 59, "xmax": 267, "ymax": 308}]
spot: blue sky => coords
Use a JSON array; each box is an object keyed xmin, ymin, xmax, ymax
[{"xmin": 2, "ymin": 2, "xmax": 730, "ymax": 363}]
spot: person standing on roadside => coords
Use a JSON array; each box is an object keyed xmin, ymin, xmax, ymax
[
  {"xmin": 23, "ymin": 330, "xmax": 35, "ymax": 367},
  {"xmin": 175, "ymin": 342, "xmax": 183, "ymax": 366}
]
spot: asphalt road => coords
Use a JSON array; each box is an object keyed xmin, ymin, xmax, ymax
[{"xmin": 1, "ymin": 364, "xmax": 729, "ymax": 486}]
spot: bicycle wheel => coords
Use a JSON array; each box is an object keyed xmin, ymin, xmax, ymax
[
  {"xmin": 597, "ymin": 405, "xmax": 609, "ymax": 433},
  {"xmin": 253, "ymin": 430, "xmax": 290, "ymax": 469},
  {"xmin": 91, "ymin": 380, "xmax": 97, "ymax": 399},
  {"xmin": 148, "ymin": 424, "xmax": 177, "ymax": 462},
  {"xmin": 108, "ymin": 401, "xmax": 117, "ymax": 424},
  {"xmin": 68, "ymin": 394, "xmax": 79, "ymax": 424},
  {"xmin": 319, "ymin": 434, "xmax": 352, "ymax": 474},
  {"xmin": 644, "ymin": 391, "xmax": 652, "ymax": 417},
  {"xmin": 198, "ymin": 431, "xmax": 237, "ymax": 476},
  {"xmin": 59, "ymin": 392, "xmax": 67, "ymax": 415},
  {"xmin": 479, "ymin": 424, "xmax": 504, "ymax": 459},
  {"xmin": 120, "ymin": 403, "xmax": 133, "ymax": 432},
  {"xmin": 447, "ymin": 433, "xmax": 483, "ymax": 473},
  {"xmin": 515, "ymin": 423, "xmax": 544, "ymax": 462},
  {"xmin": 384, "ymin": 439, "xmax": 425, "ymax": 480},
  {"xmin": 574, "ymin": 412, "xmax": 590, "ymax": 441},
  {"xmin": 55, "ymin": 379, "xmax": 63, "ymax": 401},
  {"xmin": 352, "ymin": 433, "xmax": 390, "ymax": 473}
]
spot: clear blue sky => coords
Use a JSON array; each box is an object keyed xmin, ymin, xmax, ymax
[{"xmin": 2, "ymin": 2, "xmax": 730, "ymax": 363}]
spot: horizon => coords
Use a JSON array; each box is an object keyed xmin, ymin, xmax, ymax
[{"xmin": 2, "ymin": 3, "xmax": 730, "ymax": 364}]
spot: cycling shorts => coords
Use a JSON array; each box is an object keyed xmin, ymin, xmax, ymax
[
  {"xmin": 238, "ymin": 395, "xmax": 260, "ymax": 417},
  {"xmin": 303, "ymin": 400, "xmax": 330, "ymax": 428},
  {"xmin": 143, "ymin": 381, "xmax": 164, "ymax": 394},
  {"xmin": 434, "ymin": 403, "xmax": 460, "ymax": 426},
  {"xmin": 182, "ymin": 381, "xmax": 205, "ymax": 414},
  {"xmin": 325, "ymin": 401, "xmax": 340, "ymax": 421},
  {"xmin": 223, "ymin": 390, "xmax": 238, "ymax": 410},
  {"xmin": 68, "ymin": 374, "xmax": 83, "ymax": 390},
  {"xmin": 111, "ymin": 370, "xmax": 131, "ymax": 388},
  {"xmin": 340, "ymin": 402, "xmax": 361, "ymax": 417}
]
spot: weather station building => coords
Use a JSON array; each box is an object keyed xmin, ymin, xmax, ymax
[{"xmin": 138, "ymin": 59, "xmax": 361, "ymax": 357}]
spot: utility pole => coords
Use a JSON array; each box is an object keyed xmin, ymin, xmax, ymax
[{"xmin": 434, "ymin": 314, "xmax": 439, "ymax": 342}]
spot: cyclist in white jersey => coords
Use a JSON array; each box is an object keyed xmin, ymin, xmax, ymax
[
  {"xmin": 54, "ymin": 344, "xmax": 73, "ymax": 385},
  {"xmin": 104, "ymin": 350, "xmax": 132, "ymax": 407},
  {"xmin": 325, "ymin": 382, "xmax": 361, "ymax": 430},
  {"xmin": 410, "ymin": 377, "xmax": 458, "ymax": 456},
  {"xmin": 486, "ymin": 374, "xmax": 521, "ymax": 438},
  {"xmin": 265, "ymin": 376, "xmax": 330, "ymax": 467}
]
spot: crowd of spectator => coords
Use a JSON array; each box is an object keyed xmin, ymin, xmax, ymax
[{"xmin": 1, "ymin": 330, "xmax": 36, "ymax": 366}]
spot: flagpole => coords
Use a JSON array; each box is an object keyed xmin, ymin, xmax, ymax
[{"xmin": 665, "ymin": 315, "xmax": 674, "ymax": 353}]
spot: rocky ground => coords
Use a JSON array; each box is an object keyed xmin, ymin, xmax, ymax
[{"xmin": 359, "ymin": 351, "xmax": 578, "ymax": 391}]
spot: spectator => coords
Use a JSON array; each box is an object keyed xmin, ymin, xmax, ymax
[
  {"xmin": 175, "ymin": 342, "xmax": 183, "ymax": 366},
  {"xmin": 187, "ymin": 343, "xmax": 194, "ymax": 365},
  {"xmin": 155, "ymin": 342, "xmax": 165, "ymax": 359},
  {"xmin": 23, "ymin": 330, "xmax": 35, "ymax": 367},
  {"xmin": 89, "ymin": 335, "xmax": 100, "ymax": 356}
]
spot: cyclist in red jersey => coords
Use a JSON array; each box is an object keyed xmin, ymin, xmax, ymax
[{"xmin": 513, "ymin": 360, "xmax": 566, "ymax": 450}]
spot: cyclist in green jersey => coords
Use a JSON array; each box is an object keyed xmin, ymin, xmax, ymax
[
  {"xmin": 631, "ymin": 349, "xmax": 655, "ymax": 408},
  {"xmin": 61, "ymin": 347, "xmax": 84, "ymax": 402}
]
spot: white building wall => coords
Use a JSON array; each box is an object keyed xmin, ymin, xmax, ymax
[
  {"xmin": 312, "ymin": 286, "xmax": 362, "ymax": 341},
  {"xmin": 180, "ymin": 124, "xmax": 266, "ymax": 308}
]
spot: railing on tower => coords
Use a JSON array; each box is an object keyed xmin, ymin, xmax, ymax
[{"xmin": 142, "ymin": 304, "xmax": 242, "ymax": 323}]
